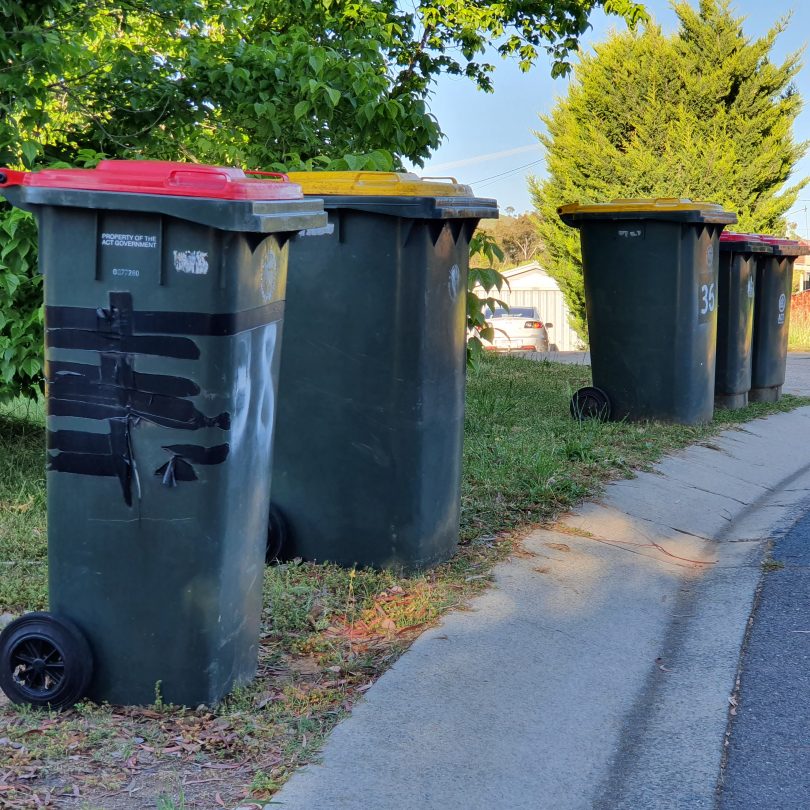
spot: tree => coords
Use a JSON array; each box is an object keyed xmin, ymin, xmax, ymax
[
  {"xmin": 0, "ymin": 0, "xmax": 646, "ymax": 400},
  {"xmin": 479, "ymin": 213, "xmax": 546, "ymax": 267},
  {"xmin": 531, "ymin": 0, "xmax": 807, "ymax": 340},
  {"xmin": 1, "ymin": 1, "xmax": 648, "ymax": 171}
]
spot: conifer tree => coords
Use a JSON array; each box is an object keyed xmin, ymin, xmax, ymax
[{"xmin": 532, "ymin": 0, "xmax": 807, "ymax": 340}]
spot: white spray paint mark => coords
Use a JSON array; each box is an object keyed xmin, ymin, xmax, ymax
[{"xmin": 448, "ymin": 263, "xmax": 461, "ymax": 300}]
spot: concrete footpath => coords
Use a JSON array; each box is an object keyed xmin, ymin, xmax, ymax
[{"xmin": 271, "ymin": 360, "xmax": 810, "ymax": 810}]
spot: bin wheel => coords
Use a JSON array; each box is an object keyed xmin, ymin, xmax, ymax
[
  {"xmin": 0, "ymin": 612, "xmax": 93, "ymax": 709},
  {"xmin": 570, "ymin": 386, "xmax": 611, "ymax": 421},
  {"xmin": 266, "ymin": 504, "xmax": 288, "ymax": 563}
]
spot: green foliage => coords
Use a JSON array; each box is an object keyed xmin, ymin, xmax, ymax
[
  {"xmin": 0, "ymin": 0, "xmax": 646, "ymax": 396},
  {"xmin": 0, "ymin": 1, "xmax": 647, "ymax": 170},
  {"xmin": 0, "ymin": 207, "xmax": 42, "ymax": 400},
  {"xmin": 467, "ymin": 232, "xmax": 508, "ymax": 368},
  {"xmin": 532, "ymin": 0, "xmax": 808, "ymax": 340},
  {"xmin": 478, "ymin": 213, "xmax": 546, "ymax": 268}
]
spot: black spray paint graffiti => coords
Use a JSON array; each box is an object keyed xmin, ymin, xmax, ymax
[{"xmin": 45, "ymin": 292, "xmax": 231, "ymax": 505}]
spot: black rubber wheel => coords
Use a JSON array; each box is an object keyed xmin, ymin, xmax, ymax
[
  {"xmin": 570, "ymin": 386, "xmax": 612, "ymax": 421},
  {"xmin": 0, "ymin": 612, "xmax": 93, "ymax": 709},
  {"xmin": 266, "ymin": 503, "xmax": 289, "ymax": 563}
]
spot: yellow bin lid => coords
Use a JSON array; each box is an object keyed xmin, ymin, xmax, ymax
[
  {"xmin": 286, "ymin": 171, "xmax": 474, "ymax": 197},
  {"xmin": 558, "ymin": 197, "xmax": 737, "ymax": 224}
]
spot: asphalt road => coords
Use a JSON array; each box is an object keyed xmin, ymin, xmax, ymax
[{"xmin": 717, "ymin": 501, "xmax": 810, "ymax": 809}]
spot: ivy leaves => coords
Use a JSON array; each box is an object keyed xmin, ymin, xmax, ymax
[{"xmin": 0, "ymin": 207, "xmax": 42, "ymax": 397}]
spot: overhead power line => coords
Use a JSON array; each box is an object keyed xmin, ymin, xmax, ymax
[{"xmin": 470, "ymin": 159, "xmax": 544, "ymax": 187}]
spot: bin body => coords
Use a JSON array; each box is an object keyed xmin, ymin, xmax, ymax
[
  {"xmin": 272, "ymin": 172, "xmax": 497, "ymax": 570},
  {"xmin": 715, "ymin": 234, "xmax": 771, "ymax": 409},
  {"xmin": 750, "ymin": 237, "xmax": 809, "ymax": 402},
  {"xmin": 559, "ymin": 199, "xmax": 737, "ymax": 424},
  {"xmin": 0, "ymin": 161, "xmax": 325, "ymax": 705}
]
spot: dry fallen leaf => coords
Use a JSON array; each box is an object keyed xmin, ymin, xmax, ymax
[{"xmin": 288, "ymin": 656, "xmax": 322, "ymax": 676}]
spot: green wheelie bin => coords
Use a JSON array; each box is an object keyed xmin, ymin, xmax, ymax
[
  {"xmin": 749, "ymin": 236, "xmax": 809, "ymax": 402},
  {"xmin": 714, "ymin": 232, "xmax": 772, "ymax": 409},
  {"xmin": 559, "ymin": 198, "xmax": 737, "ymax": 424},
  {"xmin": 0, "ymin": 160, "xmax": 325, "ymax": 708},
  {"xmin": 268, "ymin": 171, "xmax": 498, "ymax": 571}
]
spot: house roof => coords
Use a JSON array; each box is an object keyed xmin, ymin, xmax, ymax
[
  {"xmin": 499, "ymin": 261, "xmax": 560, "ymax": 291},
  {"xmin": 500, "ymin": 261, "xmax": 544, "ymax": 279}
]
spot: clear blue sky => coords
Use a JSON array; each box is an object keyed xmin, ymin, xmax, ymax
[{"xmin": 407, "ymin": 0, "xmax": 810, "ymax": 232}]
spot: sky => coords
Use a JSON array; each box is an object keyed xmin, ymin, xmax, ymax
[{"xmin": 406, "ymin": 0, "xmax": 810, "ymax": 233}]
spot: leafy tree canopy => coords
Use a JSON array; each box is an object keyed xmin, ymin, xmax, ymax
[
  {"xmin": 478, "ymin": 213, "xmax": 546, "ymax": 268},
  {"xmin": 0, "ymin": 0, "xmax": 645, "ymax": 399},
  {"xmin": 532, "ymin": 0, "xmax": 807, "ymax": 339},
  {"xmin": 1, "ymin": 0, "xmax": 647, "ymax": 171}
]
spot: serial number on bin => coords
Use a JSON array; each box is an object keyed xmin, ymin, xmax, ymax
[
  {"xmin": 112, "ymin": 268, "xmax": 140, "ymax": 278},
  {"xmin": 698, "ymin": 281, "xmax": 716, "ymax": 323}
]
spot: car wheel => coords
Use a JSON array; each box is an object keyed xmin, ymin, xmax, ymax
[{"xmin": 0, "ymin": 612, "xmax": 93, "ymax": 709}]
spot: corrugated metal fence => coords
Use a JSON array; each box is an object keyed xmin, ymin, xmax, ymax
[{"xmin": 484, "ymin": 288, "xmax": 584, "ymax": 351}]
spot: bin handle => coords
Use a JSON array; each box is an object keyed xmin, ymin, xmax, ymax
[
  {"xmin": 245, "ymin": 170, "xmax": 291, "ymax": 182},
  {"xmin": 340, "ymin": 171, "xmax": 401, "ymax": 185},
  {"xmin": 421, "ymin": 175, "xmax": 460, "ymax": 184},
  {"xmin": 349, "ymin": 172, "xmax": 461, "ymax": 185},
  {"xmin": 0, "ymin": 169, "xmax": 26, "ymax": 187}
]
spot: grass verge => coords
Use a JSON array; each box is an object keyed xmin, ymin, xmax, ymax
[
  {"xmin": 0, "ymin": 356, "xmax": 807, "ymax": 808},
  {"xmin": 789, "ymin": 303, "xmax": 810, "ymax": 352}
]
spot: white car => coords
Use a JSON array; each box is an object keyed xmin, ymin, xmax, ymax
[{"xmin": 483, "ymin": 306, "xmax": 552, "ymax": 352}]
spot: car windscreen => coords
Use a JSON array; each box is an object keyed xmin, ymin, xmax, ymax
[{"xmin": 489, "ymin": 307, "xmax": 537, "ymax": 319}]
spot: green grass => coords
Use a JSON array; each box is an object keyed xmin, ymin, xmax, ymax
[
  {"xmin": 0, "ymin": 397, "xmax": 47, "ymax": 610},
  {"xmin": 789, "ymin": 306, "xmax": 810, "ymax": 352},
  {"xmin": 0, "ymin": 356, "xmax": 807, "ymax": 807},
  {"xmin": 461, "ymin": 356, "xmax": 807, "ymax": 541},
  {"xmin": 762, "ymin": 558, "xmax": 785, "ymax": 572}
]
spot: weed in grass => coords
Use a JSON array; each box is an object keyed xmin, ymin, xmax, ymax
[
  {"xmin": 762, "ymin": 558, "xmax": 785, "ymax": 572},
  {"xmin": 156, "ymin": 793, "xmax": 186, "ymax": 810},
  {"xmin": 251, "ymin": 768, "xmax": 282, "ymax": 797},
  {"xmin": 562, "ymin": 433, "xmax": 597, "ymax": 463}
]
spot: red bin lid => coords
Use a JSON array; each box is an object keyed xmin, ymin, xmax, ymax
[
  {"xmin": 757, "ymin": 235, "xmax": 810, "ymax": 257},
  {"xmin": 0, "ymin": 160, "xmax": 303, "ymax": 201},
  {"xmin": 719, "ymin": 232, "xmax": 772, "ymax": 253},
  {"xmin": 720, "ymin": 232, "xmax": 765, "ymax": 243}
]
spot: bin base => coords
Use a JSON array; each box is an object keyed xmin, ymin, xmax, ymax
[
  {"xmin": 749, "ymin": 385, "xmax": 782, "ymax": 403},
  {"xmin": 714, "ymin": 391, "xmax": 748, "ymax": 410}
]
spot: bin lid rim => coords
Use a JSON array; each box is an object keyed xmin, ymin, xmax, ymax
[
  {"xmin": 759, "ymin": 235, "xmax": 804, "ymax": 245},
  {"xmin": 285, "ymin": 170, "xmax": 475, "ymax": 197},
  {"xmin": 558, "ymin": 197, "xmax": 733, "ymax": 215},
  {"xmin": 721, "ymin": 231, "xmax": 766, "ymax": 240},
  {"xmin": 758, "ymin": 235, "xmax": 810, "ymax": 256},
  {"xmin": 720, "ymin": 232, "xmax": 772, "ymax": 251},
  {"xmin": 0, "ymin": 160, "xmax": 304, "ymax": 201}
]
